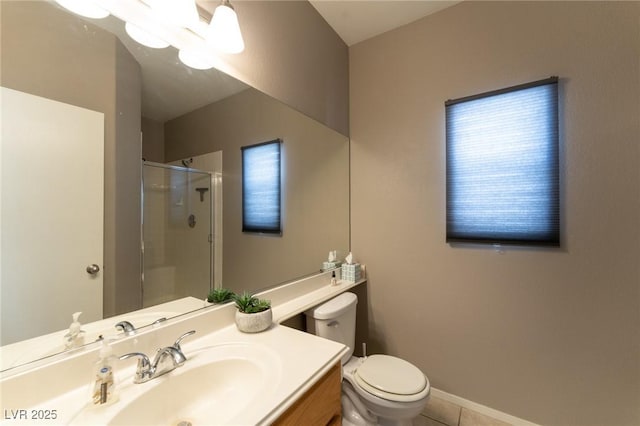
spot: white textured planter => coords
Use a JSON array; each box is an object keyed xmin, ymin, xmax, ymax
[{"xmin": 235, "ymin": 308, "xmax": 273, "ymax": 333}]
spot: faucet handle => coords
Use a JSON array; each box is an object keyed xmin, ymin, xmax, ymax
[
  {"xmin": 115, "ymin": 321, "xmax": 136, "ymax": 335},
  {"xmin": 152, "ymin": 317, "xmax": 167, "ymax": 325},
  {"xmin": 174, "ymin": 330, "xmax": 196, "ymax": 351}
]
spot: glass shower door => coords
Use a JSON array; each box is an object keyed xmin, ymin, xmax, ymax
[{"xmin": 142, "ymin": 162, "xmax": 213, "ymax": 307}]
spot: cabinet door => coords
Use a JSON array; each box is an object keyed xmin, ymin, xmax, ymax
[{"xmin": 274, "ymin": 362, "xmax": 342, "ymax": 426}]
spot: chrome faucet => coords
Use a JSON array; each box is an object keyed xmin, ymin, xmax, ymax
[
  {"xmin": 115, "ymin": 320, "xmax": 136, "ymax": 335},
  {"xmin": 119, "ymin": 330, "xmax": 196, "ymax": 384}
]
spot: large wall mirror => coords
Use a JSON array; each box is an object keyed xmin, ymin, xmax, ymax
[{"xmin": 0, "ymin": 0, "xmax": 349, "ymax": 371}]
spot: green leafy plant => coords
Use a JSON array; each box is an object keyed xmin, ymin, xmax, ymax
[
  {"xmin": 207, "ymin": 288, "xmax": 235, "ymax": 304},
  {"xmin": 233, "ymin": 291, "xmax": 271, "ymax": 314}
]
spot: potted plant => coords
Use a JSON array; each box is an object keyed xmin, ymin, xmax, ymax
[
  {"xmin": 207, "ymin": 288, "xmax": 235, "ymax": 304},
  {"xmin": 233, "ymin": 291, "xmax": 272, "ymax": 333}
]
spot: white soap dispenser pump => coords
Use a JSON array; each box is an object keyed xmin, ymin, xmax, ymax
[
  {"xmin": 90, "ymin": 339, "xmax": 119, "ymax": 406},
  {"xmin": 63, "ymin": 311, "xmax": 85, "ymax": 349}
]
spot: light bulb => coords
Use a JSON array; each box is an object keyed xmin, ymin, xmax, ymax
[
  {"xmin": 207, "ymin": 0, "xmax": 244, "ymax": 54},
  {"xmin": 125, "ymin": 22, "xmax": 170, "ymax": 49},
  {"xmin": 150, "ymin": 0, "xmax": 199, "ymax": 28},
  {"xmin": 55, "ymin": 0, "xmax": 109, "ymax": 19},
  {"xmin": 178, "ymin": 49, "xmax": 217, "ymax": 70}
]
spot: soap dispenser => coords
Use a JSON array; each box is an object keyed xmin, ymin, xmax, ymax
[
  {"xmin": 90, "ymin": 339, "xmax": 119, "ymax": 406},
  {"xmin": 63, "ymin": 312, "xmax": 85, "ymax": 349}
]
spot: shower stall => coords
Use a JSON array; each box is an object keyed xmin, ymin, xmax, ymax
[{"xmin": 141, "ymin": 161, "xmax": 214, "ymax": 307}]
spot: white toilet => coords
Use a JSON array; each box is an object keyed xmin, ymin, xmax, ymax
[{"xmin": 306, "ymin": 292, "xmax": 430, "ymax": 426}]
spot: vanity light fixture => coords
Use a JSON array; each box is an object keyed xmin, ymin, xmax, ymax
[
  {"xmin": 125, "ymin": 22, "xmax": 171, "ymax": 49},
  {"xmin": 55, "ymin": 0, "xmax": 109, "ymax": 19},
  {"xmin": 123, "ymin": 0, "xmax": 200, "ymax": 49},
  {"xmin": 178, "ymin": 48, "xmax": 218, "ymax": 70},
  {"xmin": 150, "ymin": 0, "xmax": 199, "ymax": 28},
  {"xmin": 207, "ymin": 0, "xmax": 245, "ymax": 54},
  {"xmin": 58, "ymin": 0, "xmax": 245, "ymax": 69}
]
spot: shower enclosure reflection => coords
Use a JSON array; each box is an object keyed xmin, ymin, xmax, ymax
[{"xmin": 142, "ymin": 161, "xmax": 220, "ymax": 306}]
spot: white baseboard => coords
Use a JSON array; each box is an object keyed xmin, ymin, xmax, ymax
[{"xmin": 430, "ymin": 387, "xmax": 541, "ymax": 426}]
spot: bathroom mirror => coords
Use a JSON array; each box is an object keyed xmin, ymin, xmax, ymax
[{"xmin": 0, "ymin": 0, "xmax": 349, "ymax": 371}]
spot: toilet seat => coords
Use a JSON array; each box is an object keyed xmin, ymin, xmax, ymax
[{"xmin": 353, "ymin": 355, "xmax": 429, "ymax": 403}]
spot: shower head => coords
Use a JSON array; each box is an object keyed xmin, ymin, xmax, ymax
[{"xmin": 181, "ymin": 158, "xmax": 193, "ymax": 168}]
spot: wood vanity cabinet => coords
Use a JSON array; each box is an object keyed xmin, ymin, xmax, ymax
[{"xmin": 273, "ymin": 361, "xmax": 342, "ymax": 426}]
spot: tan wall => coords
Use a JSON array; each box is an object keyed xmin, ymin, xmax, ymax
[
  {"xmin": 164, "ymin": 89, "xmax": 349, "ymax": 294},
  {"xmin": 350, "ymin": 2, "xmax": 639, "ymax": 425},
  {"xmin": 1, "ymin": 1, "xmax": 142, "ymax": 318},
  {"xmin": 212, "ymin": 1, "xmax": 349, "ymax": 137},
  {"xmin": 142, "ymin": 116, "xmax": 165, "ymax": 163},
  {"xmin": 112, "ymin": 41, "xmax": 143, "ymax": 315}
]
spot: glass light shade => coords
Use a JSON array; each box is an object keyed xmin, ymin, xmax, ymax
[
  {"xmin": 178, "ymin": 49, "xmax": 216, "ymax": 70},
  {"xmin": 207, "ymin": 2, "xmax": 245, "ymax": 54},
  {"xmin": 125, "ymin": 22, "xmax": 170, "ymax": 49},
  {"xmin": 55, "ymin": 0, "xmax": 109, "ymax": 19},
  {"xmin": 150, "ymin": 0, "xmax": 199, "ymax": 28}
]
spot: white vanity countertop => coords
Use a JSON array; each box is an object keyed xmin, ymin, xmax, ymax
[
  {"xmin": 47, "ymin": 324, "xmax": 347, "ymax": 426},
  {"xmin": 1, "ymin": 324, "xmax": 347, "ymax": 425},
  {"xmin": 0, "ymin": 272, "xmax": 364, "ymax": 425},
  {"xmin": 271, "ymin": 278, "xmax": 363, "ymax": 323}
]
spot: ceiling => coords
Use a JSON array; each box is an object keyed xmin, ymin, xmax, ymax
[{"xmin": 308, "ymin": 0, "xmax": 462, "ymax": 46}]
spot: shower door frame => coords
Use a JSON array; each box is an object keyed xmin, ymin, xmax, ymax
[{"xmin": 140, "ymin": 161, "xmax": 215, "ymax": 307}]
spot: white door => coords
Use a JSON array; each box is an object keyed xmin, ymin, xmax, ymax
[{"xmin": 0, "ymin": 87, "xmax": 104, "ymax": 345}]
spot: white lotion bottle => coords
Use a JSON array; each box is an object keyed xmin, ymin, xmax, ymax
[
  {"xmin": 63, "ymin": 311, "xmax": 85, "ymax": 349},
  {"xmin": 90, "ymin": 340, "xmax": 119, "ymax": 406}
]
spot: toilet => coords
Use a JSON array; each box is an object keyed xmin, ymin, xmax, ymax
[{"xmin": 305, "ymin": 292, "xmax": 430, "ymax": 426}]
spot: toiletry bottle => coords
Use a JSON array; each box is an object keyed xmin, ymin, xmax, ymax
[
  {"xmin": 63, "ymin": 312, "xmax": 85, "ymax": 349},
  {"xmin": 91, "ymin": 340, "xmax": 119, "ymax": 406},
  {"xmin": 331, "ymin": 271, "xmax": 337, "ymax": 286}
]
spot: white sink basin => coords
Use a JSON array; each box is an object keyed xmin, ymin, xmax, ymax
[{"xmin": 71, "ymin": 342, "xmax": 282, "ymax": 426}]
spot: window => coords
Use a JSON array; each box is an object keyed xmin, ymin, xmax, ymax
[
  {"xmin": 445, "ymin": 77, "xmax": 559, "ymax": 246},
  {"xmin": 242, "ymin": 139, "xmax": 282, "ymax": 234}
]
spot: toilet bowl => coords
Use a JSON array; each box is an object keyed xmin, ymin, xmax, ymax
[{"xmin": 305, "ymin": 292, "xmax": 430, "ymax": 426}]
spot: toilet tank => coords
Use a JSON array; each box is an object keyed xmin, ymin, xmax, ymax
[{"xmin": 305, "ymin": 292, "xmax": 357, "ymax": 365}]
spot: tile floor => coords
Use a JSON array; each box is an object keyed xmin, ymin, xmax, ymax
[{"xmin": 413, "ymin": 395, "xmax": 513, "ymax": 426}]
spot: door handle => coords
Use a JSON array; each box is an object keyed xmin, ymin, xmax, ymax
[{"xmin": 86, "ymin": 264, "xmax": 100, "ymax": 275}]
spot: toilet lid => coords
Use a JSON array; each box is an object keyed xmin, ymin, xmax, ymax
[{"xmin": 354, "ymin": 355, "xmax": 427, "ymax": 401}]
